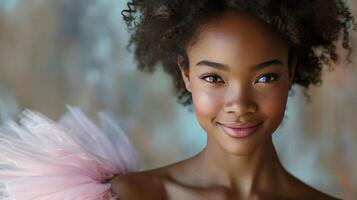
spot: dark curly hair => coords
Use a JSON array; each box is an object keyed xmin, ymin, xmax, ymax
[{"xmin": 121, "ymin": 0, "xmax": 356, "ymax": 107}]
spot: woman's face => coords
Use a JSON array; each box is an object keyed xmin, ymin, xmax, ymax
[{"xmin": 178, "ymin": 12, "xmax": 294, "ymax": 155}]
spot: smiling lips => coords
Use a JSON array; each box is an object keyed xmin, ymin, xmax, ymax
[{"xmin": 217, "ymin": 121, "xmax": 263, "ymax": 138}]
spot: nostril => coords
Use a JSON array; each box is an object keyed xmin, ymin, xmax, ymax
[
  {"xmin": 249, "ymin": 105, "xmax": 258, "ymax": 113},
  {"xmin": 224, "ymin": 102, "xmax": 257, "ymax": 115}
]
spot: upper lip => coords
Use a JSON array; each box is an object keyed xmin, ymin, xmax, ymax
[{"xmin": 217, "ymin": 121, "xmax": 262, "ymax": 129}]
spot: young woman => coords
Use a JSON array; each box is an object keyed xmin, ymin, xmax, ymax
[
  {"xmin": 0, "ymin": 0, "xmax": 355, "ymax": 199},
  {"xmin": 110, "ymin": 0, "xmax": 355, "ymax": 199}
]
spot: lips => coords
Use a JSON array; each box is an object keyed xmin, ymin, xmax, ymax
[
  {"xmin": 217, "ymin": 121, "xmax": 263, "ymax": 138},
  {"xmin": 218, "ymin": 121, "xmax": 262, "ymax": 128}
]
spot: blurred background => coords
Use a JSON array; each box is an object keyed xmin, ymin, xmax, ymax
[{"xmin": 0, "ymin": 0, "xmax": 356, "ymax": 198}]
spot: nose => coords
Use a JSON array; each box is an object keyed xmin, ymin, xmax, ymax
[{"xmin": 223, "ymin": 85, "xmax": 257, "ymax": 116}]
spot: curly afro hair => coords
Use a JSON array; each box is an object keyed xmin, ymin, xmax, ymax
[{"xmin": 121, "ymin": 0, "xmax": 356, "ymax": 107}]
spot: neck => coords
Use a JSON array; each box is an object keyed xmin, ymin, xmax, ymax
[{"xmin": 196, "ymin": 136, "xmax": 284, "ymax": 197}]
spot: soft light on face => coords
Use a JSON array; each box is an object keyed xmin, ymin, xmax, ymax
[{"xmin": 178, "ymin": 11, "xmax": 294, "ymax": 155}]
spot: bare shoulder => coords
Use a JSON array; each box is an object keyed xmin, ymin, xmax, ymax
[
  {"xmin": 108, "ymin": 157, "xmax": 194, "ymax": 200},
  {"xmin": 109, "ymin": 169, "xmax": 168, "ymax": 200},
  {"xmin": 299, "ymin": 185, "xmax": 341, "ymax": 200},
  {"xmin": 284, "ymin": 173, "xmax": 341, "ymax": 200},
  {"xmin": 303, "ymin": 185, "xmax": 341, "ymax": 200}
]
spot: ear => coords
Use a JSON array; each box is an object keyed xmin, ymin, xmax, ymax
[
  {"xmin": 177, "ymin": 55, "xmax": 192, "ymax": 92},
  {"xmin": 287, "ymin": 51, "xmax": 298, "ymax": 90},
  {"xmin": 288, "ymin": 62, "xmax": 296, "ymax": 90}
]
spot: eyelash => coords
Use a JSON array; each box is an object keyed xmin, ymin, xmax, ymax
[
  {"xmin": 199, "ymin": 73, "xmax": 281, "ymax": 84},
  {"xmin": 200, "ymin": 74, "xmax": 224, "ymax": 84},
  {"xmin": 255, "ymin": 73, "xmax": 281, "ymax": 84}
]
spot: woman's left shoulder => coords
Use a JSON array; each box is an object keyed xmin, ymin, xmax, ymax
[
  {"xmin": 286, "ymin": 177, "xmax": 341, "ymax": 200},
  {"xmin": 300, "ymin": 188, "xmax": 341, "ymax": 200},
  {"xmin": 304, "ymin": 187, "xmax": 341, "ymax": 200}
]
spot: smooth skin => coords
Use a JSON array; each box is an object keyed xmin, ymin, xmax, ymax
[{"xmin": 110, "ymin": 11, "xmax": 339, "ymax": 200}]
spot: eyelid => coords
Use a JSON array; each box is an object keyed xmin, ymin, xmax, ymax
[
  {"xmin": 255, "ymin": 73, "xmax": 281, "ymax": 83},
  {"xmin": 199, "ymin": 73, "xmax": 224, "ymax": 84}
]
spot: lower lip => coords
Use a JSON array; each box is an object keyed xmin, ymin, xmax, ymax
[{"xmin": 217, "ymin": 122, "xmax": 263, "ymax": 138}]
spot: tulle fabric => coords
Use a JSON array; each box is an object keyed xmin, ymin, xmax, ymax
[{"xmin": 0, "ymin": 106, "xmax": 139, "ymax": 200}]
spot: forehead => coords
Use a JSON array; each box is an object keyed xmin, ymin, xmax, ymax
[{"xmin": 186, "ymin": 12, "xmax": 288, "ymax": 66}]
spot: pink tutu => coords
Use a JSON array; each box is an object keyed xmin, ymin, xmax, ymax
[{"xmin": 0, "ymin": 106, "xmax": 139, "ymax": 200}]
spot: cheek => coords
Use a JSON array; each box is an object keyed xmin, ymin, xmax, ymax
[
  {"xmin": 191, "ymin": 84, "xmax": 222, "ymax": 121},
  {"xmin": 258, "ymin": 84, "xmax": 289, "ymax": 121}
]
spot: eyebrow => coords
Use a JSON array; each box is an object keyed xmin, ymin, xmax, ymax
[{"xmin": 196, "ymin": 59, "xmax": 284, "ymax": 71}]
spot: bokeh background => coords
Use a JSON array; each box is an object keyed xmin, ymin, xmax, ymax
[{"xmin": 0, "ymin": 0, "xmax": 356, "ymax": 198}]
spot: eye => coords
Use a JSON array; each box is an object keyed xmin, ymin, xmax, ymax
[
  {"xmin": 255, "ymin": 73, "xmax": 281, "ymax": 84},
  {"xmin": 200, "ymin": 74, "xmax": 224, "ymax": 84}
]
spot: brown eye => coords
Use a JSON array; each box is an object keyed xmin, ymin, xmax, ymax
[{"xmin": 200, "ymin": 75, "xmax": 224, "ymax": 84}]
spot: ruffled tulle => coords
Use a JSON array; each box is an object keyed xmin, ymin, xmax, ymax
[{"xmin": 0, "ymin": 106, "xmax": 139, "ymax": 200}]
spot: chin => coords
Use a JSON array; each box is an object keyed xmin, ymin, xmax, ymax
[{"xmin": 221, "ymin": 139, "xmax": 265, "ymax": 156}]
